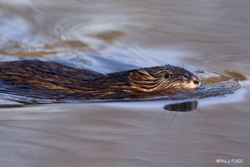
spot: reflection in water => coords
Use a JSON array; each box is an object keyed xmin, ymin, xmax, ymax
[{"xmin": 164, "ymin": 100, "xmax": 198, "ymax": 112}]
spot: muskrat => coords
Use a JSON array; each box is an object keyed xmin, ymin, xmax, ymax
[{"xmin": 0, "ymin": 60, "xmax": 200, "ymax": 100}]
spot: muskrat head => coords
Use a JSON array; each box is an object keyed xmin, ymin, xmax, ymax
[{"xmin": 128, "ymin": 65, "xmax": 200, "ymax": 95}]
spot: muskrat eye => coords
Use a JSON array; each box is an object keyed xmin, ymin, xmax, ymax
[{"xmin": 164, "ymin": 74, "xmax": 170, "ymax": 78}]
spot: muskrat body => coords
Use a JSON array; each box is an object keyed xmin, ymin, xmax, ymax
[{"xmin": 0, "ymin": 60, "xmax": 200, "ymax": 100}]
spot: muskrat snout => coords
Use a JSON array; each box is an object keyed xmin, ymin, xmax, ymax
[
  {"xmin": 181, "ymin": 75, "xmax": 200, "ymax": 90},
  {"xmin": 191, "ymin": 75, "xmax": 200, "ymax": 88},
  {"xmin": 193, "ymin": 76, "xmax": 200, "ymax": 85}
]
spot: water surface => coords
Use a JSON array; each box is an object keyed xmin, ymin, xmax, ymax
[{"xmin": 0, "ymin": 0, "xmax": 250, "ymax": 166}]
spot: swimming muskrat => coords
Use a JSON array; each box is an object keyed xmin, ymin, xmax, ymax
[{"xmin": 0, "ymin": 60, "xmax": 200, "ymax": 100}]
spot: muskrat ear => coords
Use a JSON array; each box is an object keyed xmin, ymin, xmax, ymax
[
  {"xmin": 128, "ymin": 70, "xmax": 150, "ymax": 80},
  {"xmin": 129, "ymin": 70, "xmax": 143, "ymax": 80}
]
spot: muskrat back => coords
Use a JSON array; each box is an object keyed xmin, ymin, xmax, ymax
[{"xmin": 0, "ymin": 60, "xmax": 200, "ymax": 100}]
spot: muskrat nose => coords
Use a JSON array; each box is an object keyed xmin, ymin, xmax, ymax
[{"xmin": 193, "ymin": 77, "xmax": 200, "ymax": 85}]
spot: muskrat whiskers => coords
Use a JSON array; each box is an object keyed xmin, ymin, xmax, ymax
[
  {"xmin": 166, "ymin": 110, "xmax": 178, "ymax": 132},
  {"xmin": 197, "ymin": 102, "xmax": 212, "ymax": 124}
]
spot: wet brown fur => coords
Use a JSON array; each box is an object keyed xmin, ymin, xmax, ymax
[{"xmin": 0, "ymin": 60, "xmax": 198, "ymax": 100}]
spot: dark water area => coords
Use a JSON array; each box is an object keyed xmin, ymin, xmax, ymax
[{"xmin": 0, "ymin": 0, "xmax": 250, "ymax": 167}]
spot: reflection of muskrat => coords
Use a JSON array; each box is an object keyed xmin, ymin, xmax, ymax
[{"xmin": 0, "ymin": 60, "xmax": 200, "ymax": 99}]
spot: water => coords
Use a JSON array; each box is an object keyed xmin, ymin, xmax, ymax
[{"xmin": 0, "ymin": 0, "xmax": 250, "ymax": 166}]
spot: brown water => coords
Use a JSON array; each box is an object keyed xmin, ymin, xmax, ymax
[{"xmin": 0, "ymin": 0, "xmax": 250, "ymax": 166}]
